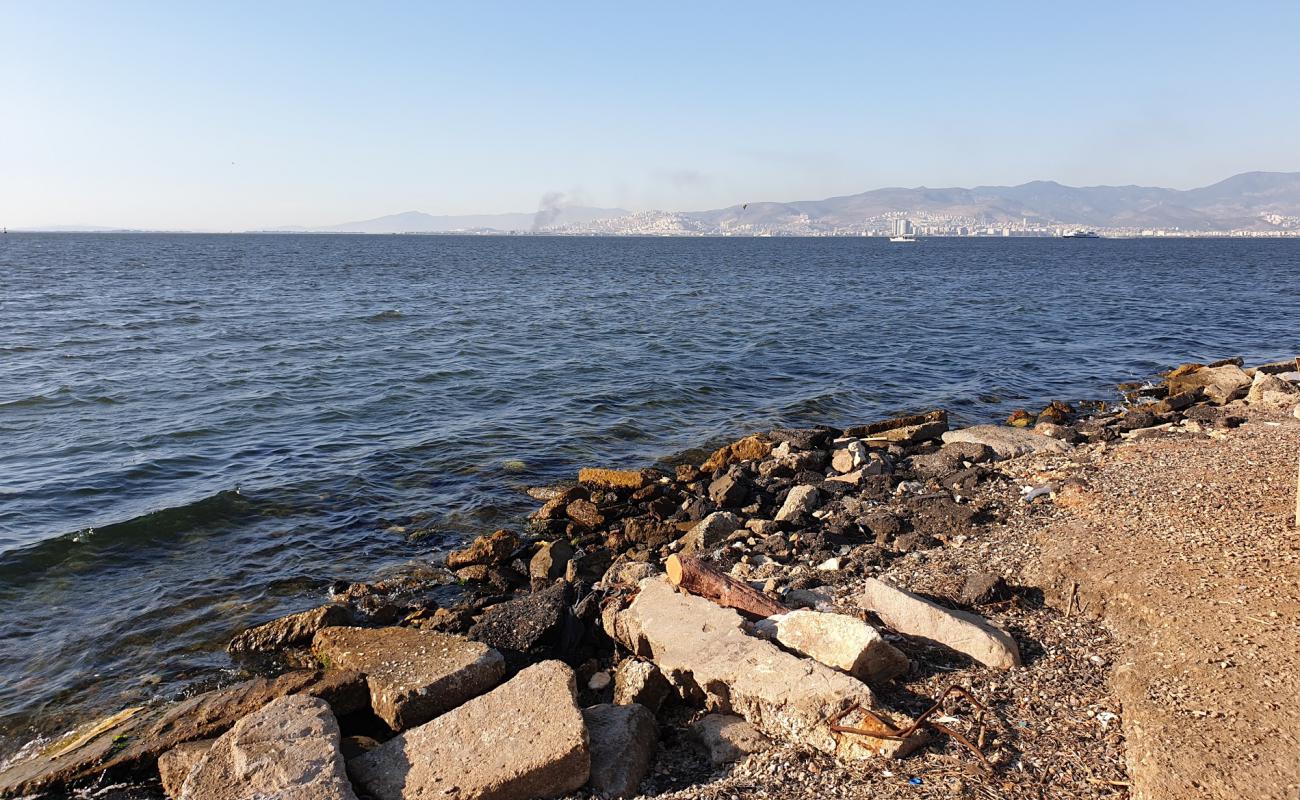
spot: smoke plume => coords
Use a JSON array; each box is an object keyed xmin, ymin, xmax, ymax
[{"xmin": 532, "ymin": 192, "xmax": 566, "ymax": 231}]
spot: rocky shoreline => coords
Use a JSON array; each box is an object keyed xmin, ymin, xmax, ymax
[{"xmin": 2, "ymin": 356, "xmax": 1298, "ymax": 800}]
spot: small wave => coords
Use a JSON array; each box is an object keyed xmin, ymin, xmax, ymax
[
  {"xmin": 0, "ymin": 490, "xmax": 256, "ymax": 586},
  {"xmin": 0, "ymin": 394, "xmax": 55, "ymax": 410},
  {"xmin": 366, "ymin": 310, "xmax": 404, "ymax": 322}
]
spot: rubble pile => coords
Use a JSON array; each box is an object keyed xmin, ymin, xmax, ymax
[{"xmin": 3, "ymin": 356, "xmax": 1296, "ymax": 799}]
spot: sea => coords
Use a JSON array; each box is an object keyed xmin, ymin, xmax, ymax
[{"xmin": 1, "ymin": 232, "xmax": 1297, "ymax": 756}]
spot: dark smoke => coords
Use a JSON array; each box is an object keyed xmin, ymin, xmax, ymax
[{"xmin": 532, "ymin": 192, "xmax": 566, "ymax": 231}]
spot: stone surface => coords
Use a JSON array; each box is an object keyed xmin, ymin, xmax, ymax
[
  {"xmin": 446, "ymin": 529, "xmax": 521, "ymax": 569},
  {"xmin": 690, "ymin": 714, "xmax": 769, "ymax": 765},
  {"xmin": 609, "ymin": 578, "xmax": 920, "ymax": 758},
  {"xmin": 844, "ymin": 410, "xmax": 947, "ymax": 439},
  {"xmin": 583, "ymin": 703, "xmax": 657, "ymax": 799},
  {"xmin": 179, "ymin": 695, "xmax": 357, "ymax": 800},
  {"xmin": 1167, "ymin": 363, "xmax": 1252, "ymax": 405},
  {"xmin": 869, "ymin": 420, "xmax": 948, "ymax": 445},
  {"xmin": 860, "ymin": 578, "xmax": 1021, "ymax": 669},
  {"xmin": 567, "ymin": 499, "xmax": 606, "ymax": 529},
  {"xmin": 468, "ymin": 580, "xmax": 578, "ymax": 658},
  {"xmin": 313, "ymin": 626, "xmax": 505, "ymax": 730},
  {"xmin": 830, "ymin": 440, "xmax": 869, "ymax": 473},
  {"xmin": 680, "ymin": 511, "xmax": 742, "ymax": 553},
  {"xmin": 349, "ymin": 661, "xmax": 590, "ymax": 800},
  {"xmin": 941, "ymin": 425, "xmax": 1071, "ymax": 460},
  {"xmin": 530, "ymin": 539, "xmax": 574, "ymax": 582},
  {"xmin": 1246, "ymin": 371, "xmax": 1300, "ymax": 406},
  {"xmin": 601, "ymin": 560, "xmax": 661, "ymax": 588},
  {"xmin": 775, "ymin": 485, "xmax": 821, "ymax": 522},
  {"xmin": 707, "ymin": 471, "xmax": 750, "ymax": 507},
  {"xmin": 157, "ymin": 740, "xmax": 213, "ymax": 799},
  {"xmin": 612, "ymin": 659, "xmax": 672, "ymax": 712},
  {"xmin": 769, "ymin": 610, "xmax": 908, "ymax": 685},
  {"xmin": 0, "ymin": 669, "xmax": 366, "ymax": 797},
  {"xmin": 578, "ymin": 468, "xmax": 647, "ymax": 491},
  {"xmin": 700, "ymin": 435, "xmax": 772, "ymax": 473},
  {"xmin": 227, "ymin": 603, "xmax": 353, "ymax": 656}
]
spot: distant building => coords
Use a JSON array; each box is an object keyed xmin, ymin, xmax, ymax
[{"xmin": 893, "ymin": 218, "xmax": 913, "ymax": 236}]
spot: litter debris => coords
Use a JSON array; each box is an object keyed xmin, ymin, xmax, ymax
[
  {"xmin": 1020, "ymin": 484, "xmax": 1054, "ymax": 503},
  {"xmin": 828, "ymin": 685, "xmax": 994, "ymax": 772}
]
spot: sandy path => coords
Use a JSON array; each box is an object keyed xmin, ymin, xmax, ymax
[{"xmin": 1034, "ymin": 407, "xmax": 1300, "ymax": 799}]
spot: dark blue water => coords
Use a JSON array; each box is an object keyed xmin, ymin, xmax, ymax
[{"xmin": 1, "ymin": 233, "xmax": 1297, "ymax": 750}]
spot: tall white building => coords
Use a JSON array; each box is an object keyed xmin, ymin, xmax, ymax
[{"xmin": 893, "ymin": 218, "xmax": 913, "ymax": 236}]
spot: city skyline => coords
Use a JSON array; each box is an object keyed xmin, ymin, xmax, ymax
[{"xmin": 4, "ymin": 1, "xmax": 1300, "ymax": 229}]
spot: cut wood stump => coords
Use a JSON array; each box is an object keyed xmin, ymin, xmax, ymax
[{"xmin": 664, "ymin": 554, "xmax": 788, "ymax": 618}]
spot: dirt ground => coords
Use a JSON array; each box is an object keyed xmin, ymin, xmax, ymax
[
  {"xmin": 628, "ymin": 403, "xmax": 1300, "ymax": 800},
  {"xmin": 1032, "ymin": 405, "xmax": 1300, "ymax": 799}
]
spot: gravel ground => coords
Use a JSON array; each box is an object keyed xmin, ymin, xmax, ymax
[{"xmin": 561, "ymin": 448, "xmax": 1136, "ymax": 800}]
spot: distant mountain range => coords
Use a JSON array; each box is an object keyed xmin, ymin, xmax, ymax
[
  {"xmin": 287, "ymin": 171, "xmax": 1300, "ymax": 236},
  {"xmin": 15, "ymin": 172, "xmax": 1300, "ymax": 235},
  {"xmin": 709, "ymin": 170, "xmax": 1300, "ymax": 232}
]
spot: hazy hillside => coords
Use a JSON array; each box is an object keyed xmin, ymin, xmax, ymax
[
  {"xmin": 292, "ymin": 206, "xmax": 629, "ymax": 234},
  {"xmin": 667, "ymin": 172, "xmax": 1300, "ymax": 233}
]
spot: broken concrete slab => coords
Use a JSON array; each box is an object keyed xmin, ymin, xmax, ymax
[
  {"xmin": 941, "ymin": 425, "xmax": 1071, "ymax": 460},
  {"xmin": 583, "ymin": 703, "xmax": 657, "ymax": 799},
  {"xmin": 764, "ymin": 610, "xmax": 908, "ymax": 686},
  {"xmin": 312, "ymin": 626, "xmax": 505, "ymax": 730},
  {"xmin": 179, "ymin": 695, "xmax": 357, "ymax": 800},
  {"xmin": 860, "ymin": 578, "xmax": 1021, "ymax": 669},
  {"xmin": 348, "ymin": 660, "xmax": 590, "ymax": 800},
  {"xmin": 157, "ymin": 740, "xmax": 213, "ymax": 799},
  {"xmin": 0, "ymin": 669, "xmax": 366, "ymax": 798},
  {"xmin": 690, "ymin": 713, "xmax": 769, "ymax": 765},
  {"xmin": 227, "ymin": 603, "xmax": 353, "ymax": 656},
  {"xmin": 1167, "ymin": 363, "xmax": 1252, "ymax": 405},
  {"xmin": 608, "ymin": 578, "xmax": 920, "ymax": 758}
]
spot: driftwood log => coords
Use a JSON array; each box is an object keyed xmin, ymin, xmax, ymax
[{"xmin": 664, "ymin": 553, "xmax": 788, "ymax": 618}]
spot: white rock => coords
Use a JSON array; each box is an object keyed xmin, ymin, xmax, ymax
[
  {"xmin": 1246, "ymin": 371, "xmax": 1300, "ymax": 406},
  {"xmin": 775, "ymin": 485, "xmax": 821, "ymax": 522},
  {"xmin": 769, "ymin": 610, "xmax": 908, "ymax": 685},
  {"xmin": 860, "ymin": 578, "xmax": 1021, "ymax": 669},
  {"xmin": 609, "ymin": 578, "xmax": 922, "ymax": 759}
]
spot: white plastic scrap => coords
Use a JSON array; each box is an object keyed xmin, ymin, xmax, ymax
[{"xmin": 1020, "ymin": 483, "xmax": 1055, "ymax": 503}]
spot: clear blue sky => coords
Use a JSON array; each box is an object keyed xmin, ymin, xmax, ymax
[{"xmin": 3, "ymin": 0, "xmax": 1298, "ymax": 230}]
